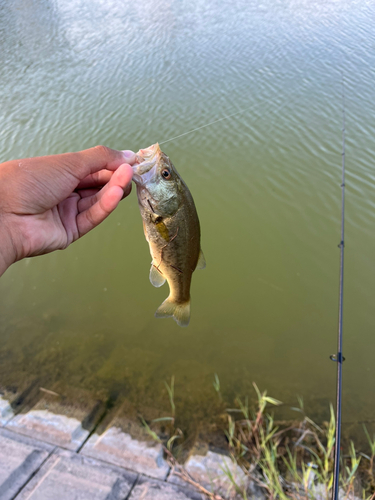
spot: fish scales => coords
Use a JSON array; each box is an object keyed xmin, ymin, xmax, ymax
[{"xmin": 132, "ymin": 144, "xmax": 205, "ymax": 327}]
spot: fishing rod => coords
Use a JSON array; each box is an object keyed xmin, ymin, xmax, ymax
[{"xmin": 331, "ymin": 76, "xmax": 346, "ymax": 500}]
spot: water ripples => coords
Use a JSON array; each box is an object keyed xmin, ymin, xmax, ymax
[{"xmin": 0, "ymin": 0, "xmax": 375, "ymax": 425}]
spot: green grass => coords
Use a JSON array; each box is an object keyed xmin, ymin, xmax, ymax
[{"xmin": 141, "ymin": 376, "xmax": 375, "ymax": 500}]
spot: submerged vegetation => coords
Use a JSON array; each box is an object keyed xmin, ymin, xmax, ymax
[{"xmin": 142, "ymin": 376, "xmax": 375, "ymax": 500}]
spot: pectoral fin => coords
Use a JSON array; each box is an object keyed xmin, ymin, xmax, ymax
[
  {"xmin": 196, "ymin": 249, "xmax": 206, "ymax": 270},
  {"xmin": 149, "ymin": 264, "xmax": 166, "ymax": 288}
]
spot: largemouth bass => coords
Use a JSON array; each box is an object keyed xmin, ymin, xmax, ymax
[{"xmin": 132, "ymin": 144, "xmax": 205, "ymax": 327}]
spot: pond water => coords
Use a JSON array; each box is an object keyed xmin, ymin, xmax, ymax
[{"xmin": 0, "ymin": 0, "xmax": 374, "ymax": 440}]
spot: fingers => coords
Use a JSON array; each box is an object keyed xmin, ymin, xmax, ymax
[
  {"xmin": 29, "ymin": 146, "xmax": 136, "ymax": 185},
  {"xmin": 77, "ymin": 163, "xmax": 133, "ymax": 237},
  {"xmin": 77, "ymin": 163, "xmax": 133, "ymax": 212},
  {"xmin": 76, "ymin": 170, "xmax": 113, "ymax": 189},
  {"xmin": 121, "ymin": 151, "xmax": 137, "ymax": 164},
  {"xmin": 76, "ymin": 152, "xmax": 136, "ymax": 188},
  {"xmin": 76, "ymin": 188, "xmax": 101, "ymax": 199},
  {"xmin": 75, "ymin": 146, "xmax": 136, "ymax": 178}
]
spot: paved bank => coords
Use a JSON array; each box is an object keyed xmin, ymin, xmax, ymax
[
  {"xmin": 0, "ymin": 391, "xmax": 363, "ymax": 500},
  {"xmin": 0, "ymin": 393, "xmax": 249, "ymax": 500},
  {"xmin": 0, "ymin": 427, "xmax": 206, "ymax": 500}
]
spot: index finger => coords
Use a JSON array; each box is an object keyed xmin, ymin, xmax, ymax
[
  {"xmin": 70, "ymin": 146, "xmax": 136, "ymax": 180},
  {"xmin": 76, "ymin": 169, "xmax": 114, "ymax": 189},
  {"xmin": 13, "ymin": 146, "xmax": 136, "ymax": 185}
]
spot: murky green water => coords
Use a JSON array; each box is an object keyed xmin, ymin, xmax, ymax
[{"xmin": 0, "ymin": 0, "xmax": 374, "ymax": 438}]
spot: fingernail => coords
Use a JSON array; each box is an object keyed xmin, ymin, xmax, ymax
[{"xmin": 121, "ymin": 150, "xmax": 136, "ymax": 161}]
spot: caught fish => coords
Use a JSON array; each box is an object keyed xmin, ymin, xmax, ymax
[{"xmin": 132, "ymin": 144, "xmax": 205, "ymax": 327}]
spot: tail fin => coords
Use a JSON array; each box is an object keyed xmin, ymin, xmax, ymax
[{"xmin": 155, "ymin": 297, "xmax": 190, "ymax": 327}]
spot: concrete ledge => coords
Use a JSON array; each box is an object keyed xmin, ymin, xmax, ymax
[
  {"xmin": 169, "ymin": 450, "xmax": 248, "ymax": 498},
  {"xmin": 15, "ymin": 447, "xmax": 138, "ymax": 500},
  {"xmin": 129, "ymin": 476, "xmax": 203, "ymax": 500},
  {"xmin": 0, "ymin": 396, "xmax": 14, "ymax": 426},
  {"xmin": 7, "ymin": 409, "xmax": 92, "ymax": 451},
  {"xmin": 5, "ymin": 385, "xmax": 106, "ymax": 451},
  {"xmin": 81, "ymin": 426, "xmax": 170, "ymax": 479},
  {"xmin": 0, "ymin": 428, "xmax": 54, "ymax": 500}
]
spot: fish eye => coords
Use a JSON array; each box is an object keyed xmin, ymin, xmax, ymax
[{"xmin": 161, "ymin": 169, "xmax": 171, "ymax": 179}]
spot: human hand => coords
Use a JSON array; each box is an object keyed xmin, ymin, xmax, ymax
[{"xmin": 0, "ymin": 145, "xmax": 135, "ymax": 276}]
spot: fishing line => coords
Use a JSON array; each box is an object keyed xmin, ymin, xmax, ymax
[
  {"xmin": 159, "ymin": 74, "xmax": 321, "ymax": 148},
  {"xmin": 159, "ymin": 99, "xmax": 268, "ymax": 145},
  {"xmin": 331, "ymin": 74, "xmax": 346, "ymax": 500},
  {"xmin": 158, "ymin": 91, "xmax": 306, "ymax": 146},
  {"xmin": 158, "ymin": 51, "xmax": 326, "ymax": 147}
]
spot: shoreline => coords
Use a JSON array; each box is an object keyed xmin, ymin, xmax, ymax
[
  {"xmin": 0, "ymin": 383, "xmax": 372, "ymax": 500},
  {"xmin": 0, "ymin": 392, "xmax": 251, "ymax": 500}
]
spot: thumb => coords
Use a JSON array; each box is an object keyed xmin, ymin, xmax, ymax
[{"xmin": 77, "ymin": 163, "xmax": 133, "ymax": 237}]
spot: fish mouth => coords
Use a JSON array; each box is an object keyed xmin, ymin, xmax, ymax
[
  {"xmin": 132, "ymin": 161, "xmax": 157, "ymax": 186},
  {"xmin": 132, "ymin": 143, "xmax": 161, "ymax": 186}
]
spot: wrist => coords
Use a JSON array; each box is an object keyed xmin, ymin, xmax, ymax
[{"xmin": 0, "ymin": 218, "xmax": 17, "ymax": 277}]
